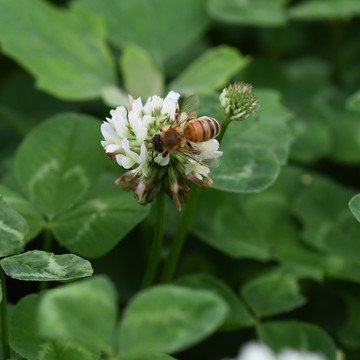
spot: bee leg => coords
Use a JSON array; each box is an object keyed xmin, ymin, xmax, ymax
[
  {"xmin": 187, "ymin": 141, "xmax": 193, "ymax": 149},
  {"xmin": 162, "ymin": 151, "xmax": 168, "ymax": 158}
]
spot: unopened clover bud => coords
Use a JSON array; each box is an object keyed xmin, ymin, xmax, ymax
[{"xmin": 220, "ymin": 82, "xmax": 259, "ymax": 121}]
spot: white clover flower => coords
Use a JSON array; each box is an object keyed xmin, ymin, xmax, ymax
[
  {"xmin": 222, "ymin": 342, "xmax": 327, "ymax": 360},
  {"xmin": 101, "ymin": 91, "xmax": 223, "ymax": 210}
]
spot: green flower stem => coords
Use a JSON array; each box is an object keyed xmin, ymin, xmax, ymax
[
  {"xmin": 216, "ymin": 116, "xmax": 231, "ymax": 144},
  {"xmin": 141, "ymin": 190, "xmax": 165, "ymax": 289},
  {"xmin": 160, "ymin": 186, "xmax": 201, "ymax": 283},
  {"xmin": 0, "ymin": 264, "xmax": 10, "ymax": 360},
  {"xmin": 38, "ymin": 228, "xmax": 53, "ymax": 292}
]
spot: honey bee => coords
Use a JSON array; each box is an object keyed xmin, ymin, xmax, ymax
[{"xmin": 152, "ymin": 95, "xmax": 221, "ymax": 159}]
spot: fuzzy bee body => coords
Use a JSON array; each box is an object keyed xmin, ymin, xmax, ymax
[{"xmin": 184, "ymin": 116, "xmax": 220, "ymax": 143}]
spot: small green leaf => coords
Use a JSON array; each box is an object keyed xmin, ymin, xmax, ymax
[
  {"xmin": 52, "ymin": 189, "xmax": 149, "ymax": 258},
  {"xmin": 1, "ymin": 250, "xmax": 93, "ymax": 281},
  {"xmin": 118, "ymin": 285, "xmax": 228, "ymax": 357},
  {"xmin": 120, "ymin": 44, "xmax": 164, "ymax": 100},
  {"xmin": 15, "ymin": 113, "xmax": 106, "ymax": 220},
  {"xmin": 0, "ymin": 196, "xmax": 28, "ymax": 257},
  {"xmin": 78, "ymin": 0, "xmax": 210, "ymax": 65},
  {"xmin": 347, "ymin": 90, "xmax": 360, "ymax": 113},
  {"xmin": 101, "ymin": 86, "xmax": 130, "ymax": 108},
  {"xmin": 39, "ymin": 342, "xmax": 99, "ymax": 360},
  {"xmin": 212, "ymin": 89, "xmax": 292, "ymax": 193},
  {"xmin": 169, "ymin": 46, "xmax": 249, "ymax": 96},
  {"xmin": 0, "ymin": 185, "xmax": 44, "ymax": 241},
  {"xmin": 208, "ymin": 0, "xmax": 289, "ymax": 27},
  {"xmin": 293, "ymin": 175, "xmax": 359, "ymax": 261},
  {"xmin": 0, "ymin": 0, "xmax": 116, "ymax": 100},
  {"xmin": 10, "ymin": 293, "xmax": 99, "ymax": 360},
  {"xmin": 38, "ymin": 276, "xmax": 117, "ymax": 355},
  {"xmin": 10, "ymin": 294, "xmax": 41, "ymax": 360},
  {"xmin": 176, "ymin": 273, "xmax": 254, "ymax": 330},
  {"xmin": 257, "ymin": 321, "xmax": 337, "ymax": 360},
  {"xmin": 349, "ymin": 194, "xmax": 360, "ymax": 222},
  {"xmin": 241, "ymin": 266, "xmax": 307, "ymax": 318},
  {"xmin": 289, "ymin": 0, "xmax": 360, "ymax": 20}
]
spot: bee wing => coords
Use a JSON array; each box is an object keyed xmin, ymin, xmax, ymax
[
  {"xmin": 176, "ymin": 147, "xmax": 219, "ymax": 169},
  {"xmin": 178, "ymin": 95, "xmax": 199, "ymax": 118}
]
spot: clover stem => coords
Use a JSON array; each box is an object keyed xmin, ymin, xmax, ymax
[
  {"xmin": 160, "ymin": 186, "xmax": 201, "ymax": 283},
  {"xmin": 141, "ymin": 190, "xmax": 165, "ymax": 289},
  {"xmin": 0, "ymin": 264, "xmax": 10, "ymax": 360},
  {"xmin": 216, "ymin": 116, "xmax": 231, "ymax": 144}
]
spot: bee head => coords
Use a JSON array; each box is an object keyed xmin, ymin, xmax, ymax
[{"xmin": 152, "ymin": 133, "xmax": 163, "ymax": 153}]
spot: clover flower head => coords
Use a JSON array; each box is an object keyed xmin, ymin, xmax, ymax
[
  {"xmin": 101, "ymin": 91, "xmax": 223, "ymax": 210},
  {"xmin": 220, "ymin": 82, "xmax": 259, "ymax": 121}
]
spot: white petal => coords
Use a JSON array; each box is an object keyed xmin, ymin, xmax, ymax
[
  {"xmin": 139, "ymin": 143, "xmax": 148, "ymax": 164},
  {"xmin": 155, "ymin": 153, "xmax": 170, "ymax": 166},
  {"xmin": 142, "ymin": 114, "xmax": 154, "ymax": 128},
  {"xmin": 162, "ymin": 91, "xmax": 180, "ymax": 120},
  {"xmin": 131, "ymin": 97, "xmax": 144, "ymax": 117},
  {"xmin": 121, "ymin": 138, "xmax": 139, "ymax": 162},
  {"xmin": 235, "ymin": 342, "xmax": 276, "ymax": 360},
  {"xmin": 129, "ymin": 115, "xmax": 148, "ymax": 145},
  {"xmin": 120, "ymin": 156, "xmax": 136, "ymax": 169},
  {"xmin": 105, "ymin": 144, "xmax": 122, "ymax": 154},
  {"xmin": 101, "ymin": 122, "xmax": 116, "ymax": 141},
  {"xmin": 144, "ymin": 95, "xmax": 163, "ymax": 114},
  {"xmin": 111, "ymin": 106, "xmax": 129, "ymax": 138}
]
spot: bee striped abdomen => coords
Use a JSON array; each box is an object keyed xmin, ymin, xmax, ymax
[{"xmin": 184, "ymin": 117, "xmax": 220, "ymax": 143}]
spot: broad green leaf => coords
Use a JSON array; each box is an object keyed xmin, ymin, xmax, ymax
[
  {"xmin": 241, "ymin": 266, "xmax": 307, "ymax": 318},
  {"xmin": 212, "ymin": 89, "xmax": 292, "ymax": 193},
  {"xmin": 0, "ymin": 185, "xmax": 44, "ymax": 241},
  {"xmin": 349, "ymin": 194, "xmax": 360, "ymax": 222},
  {"xmin": 79, "ymin": 0, "xmax": 210, "ymax": 65},
  {"xmin": 169, "ymin": 46, "xmax": 249, "ymax": 96},
  {"xmin": 38, "ymin": 276, "xmax": 117, "ymax": 355},
  {"xmin": 15, "ymin": 113, "xmax": 106, "ymax": 220},
  {"xmin": 338, "ymin": 290, "xmax": 360, "ymax": 349},
  {"xmin": 293, "ymin": 176, "xmax": 359, "ymax": 261},
  {"xmin": 52, "ymin": 188, "xmax": 149, "ymax": 258},
  {"xmin": 1, "ymin": 250, "xmax": 93, "ymax": 281},
  {"xmin": 176, "ymin": 273, "xmax": 254, "ymax": 330},
  {"xmin": 118, "ymin": 285, "xmax": 228, "ymax": 357},
  {"xmin": 120, "ymin": 44, "xmax": 164, "ymax": 100},
  {"xmin": 0, "ymin": 196, "xmax": 28, "ymax": 257},
  {"xmin": 208, "ymin": 0, "xmax": 289, "ymax": 27},
  {"xmin": 10, "ymin": 294, "xmax": 42, "ymax": 360},
  {"xmin": 101, "ymin": 86, "xmax": 130, "ymax": 108},
  {"xmin": 289, "ymin": 0, "xmax": 360, "ymax": 20},
  {"xmin": 39, "ymin": 342, "xmax": 99, "ymax": 360},
  {"xmin": 10, "ymin": 293, "xmax": 99, "ymax": 360},
  {"xmin": 0, "ymin": 0, "xmax": 116, "ymax": 101},
  {"xmin": 257, "ymin": 321, "xmax": 337, "ymax": 360},
  {"xmin": 0, "ymin": 73, "xmax": 79, "ymax": 137},
  {"xmin": 347, "ymin": 90, "xmax": 360, "ymax": 113}
]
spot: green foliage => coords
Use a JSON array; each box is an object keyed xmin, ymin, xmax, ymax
[
  {"xmin": 1, "ymin": 0, "xmax": 360, "ymax": 359},
  {"xmin": 118, "ymin": 285, "xmax": 228, "ymax": 357},
  {"xmin": 257, "ymin": 321, "xmax": 338, "ymax": 360},
  {"xmin": 0, "ymin": 0, "xmax": 116, "ymax": 100},
  {"xmin": 176, "ymin": 273, "xmax": 254, "ymax": 330},
  {"xmin": 0, "ymin": 196, "xmax": 28, "ymax": 257},
  {"xmin": 15, "ymin": 113, "xmax": 106, "ymax": 220},
  {"xmin": 1, "ymin": 250, "xmax": 93, "ymax": 281},
  {"xmin": 78, "ymin": 0, "xmax": 210, "ymax": 65},
  {"xmin": 38, "ymin": 276, "xmax": 117, "ymax": 355}
]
